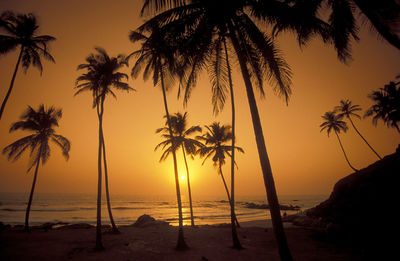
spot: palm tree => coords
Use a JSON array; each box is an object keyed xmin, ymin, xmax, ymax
[
  {"xmin": 155, "ymin": 112, "xmax": 203, "ymax": 227},
  {"xmin": 0, "ymin": 12, "xmax": 55, "ymax": 120},
  {"xmin": 335, "ymin": 99, "xmax": 382, "ymax": 159},
  {"xmin": 138, "ymin": 1, "xmax": 304, "ymax": 258},
  {"xmin": 346, "ymin": 0, "xmax": 400, "ymax": 51},
  {"xmin": 75, "ymin": 47, "xmax": 134, "ymax": 249},
  {"xmin": 2, "ymin": 104, "xmax": 70, "ymax": 232},
  {"xmin": 320, "ymin": 111, "xmax": 358, "ymax": 172},
  {"xmin": 196, "ymin": 122, "xmax": 244, "ymax": 229},
  {"xmin": 365, "ymin": 79, "xmax": 400, "ymax": 133},
  {"xmin": 127, "ymin": 26, "xmax": 189, "ymax": 250}
]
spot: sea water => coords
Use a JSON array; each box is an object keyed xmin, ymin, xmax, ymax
[{"xmin": 0, "ymin": 193, "xmax": 328, "ymax": 226}]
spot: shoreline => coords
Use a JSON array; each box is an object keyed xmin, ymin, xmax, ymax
[
  {"xmin": 0, "ymin": 217, "xmax": 294, "ymax": 231},
  {"xmin": 0, "ymin": 218, "xmax": 358, "ymax": 261}
]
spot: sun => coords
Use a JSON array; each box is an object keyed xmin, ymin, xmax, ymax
[{"xmin": 180, "ymin": 175, "xmax": 185, "ymax": 181}]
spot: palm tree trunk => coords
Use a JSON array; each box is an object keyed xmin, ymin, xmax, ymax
[
  {"xmin": 24, "ymin": 156, "xmax": 40, "ymax": 232},
  {"xmin": 218, "ymin": 163, "xmax": 240, "ymax": 228},
  {"xmin": 100, "ymin": 99, "xmax": 119, "ymax": 233},
  {"xmin": 160, "ymin": 71, "xmax": 188, "ymax": 250},
  {"xmin": 224, "ymin": 37, "xmax": 242, "ymax": 249},
  {"xmin": 228, "ymin": 24, "xmax": 293, "ymax": 261},
  {"xmin": 181, "ymin": 145, "xmax": 195, "ymax": 227},
  {"xmin": 0, "ymin": 46, "xmax": 24, "ymax": 120},
  {"xmin": 335, "ymin": 131, "xmax": 359, "ymax": 172},
  {"xmin": 348, "ymin": 117, "xmax": 382, "ymax": 160},
  {"xmin": 95, "ymin": 103, "xmax": 104, "ymax": 251}
]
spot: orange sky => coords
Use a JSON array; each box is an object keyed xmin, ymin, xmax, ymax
[{"xmin": 0, "ymin": 0, "xmax": 399, "ymax": 198}]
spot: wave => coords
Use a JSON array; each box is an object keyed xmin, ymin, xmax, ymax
[
  {"xmin": 113, "ymin": 207, "xmax": 150, "ymax": 210},
  {"xmin": 0, "ymin": 208, "xmax": 23, "ymax": 212}
]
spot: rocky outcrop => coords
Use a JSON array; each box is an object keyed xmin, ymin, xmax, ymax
[
  {"xmin": 243, "ymin": 202, "xmax": 300, "ymax": 210},
  {"xmin": 131, "ymin": 214, "xmax": 169, "ymax": 228},
  {"xmin": 285, "ymin": 150, "xmax": 399, "ymax": 257},
  {"xmin": 307, "ymin": 151, "xmax": 399, "ymax": 230}
]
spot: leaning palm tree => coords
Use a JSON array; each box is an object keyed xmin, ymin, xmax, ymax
[
  {"xmin": 365, "ymin": 79, "xmax": 400, "ymax": 133},
  {"xmin": 320, "ymin": 111, "xmax": 358, "ymax": 172},
  {"xmin": 155, "ymin": 112, "xmax": 203, "ymax": 227},
  {"xmin": 75, "ymin": 47, "xmax": 134, "ymax": 249},
  {"xmin": 2, "ymin": 104, "xmax": 70, "ymax": 232},
  {"xmin": 127, "ymin": 26, "xmax": 188, "ymax": 250},
  {"xmin": 139, "ymin": 1, "xmax": 299, "ymax": 257},
  {"xmin": 0, "ymin": 12, "xmax": 55, "ymax": 120},
  {"xmin": 196, "ymin": 122, "xmax": 244, "ymax": 228},
  {"xmin": 335, "ymin": 99, "xmax": 382, "ymax": 159}
]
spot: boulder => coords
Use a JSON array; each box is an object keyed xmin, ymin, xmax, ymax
[{"xmin": 131, "ymin": 214, "xmax": 169, "ymax": 228}]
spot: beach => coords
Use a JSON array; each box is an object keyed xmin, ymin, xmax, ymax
[{"xmin": 0, "ymin": 219, "xmax": 358, "ymax": 261}]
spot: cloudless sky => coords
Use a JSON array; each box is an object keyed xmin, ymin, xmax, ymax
[{"xmin": 0, "ymin": 0, "xmax": 399, "ymax": 198}]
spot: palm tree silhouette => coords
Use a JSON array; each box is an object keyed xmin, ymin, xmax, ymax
[
  {"xmin": 196, "ymin": 122, "xmax": 244, "ymax": 228},
  {"xmin": 138, "ymin": 1, "xmax": 305, "ymax": 257},
  {"xmin": 155, "ymin": 112, "xmax": 203, "ymax": 227},
  {"xmin": 127, "ymin": 26, "xmax": 189, "ymax": 250},
  {"xmin": 335, "ymin": 99, "xmax": 382, "ymax": 159},
  {"xmin": 328, "ymin": 0, "xmax": 400, "ymax": 49},
  {"xmin": 2, "ymin": 104, "xmax": 70, "ymax": 232},
  {"xmin": 365, "ymin": 79, "xmax": 400, "ymax": 134},
  {"xmin": 0, "ymin": 12, "xmax": 56, "ymax": 120},
  {"xmin": 320, "ymin": 111, "xmax": 358, "ymax": 172},
  {"xmin": 75, "ymin": 47, "xmax": 134, "ymax": 249}
]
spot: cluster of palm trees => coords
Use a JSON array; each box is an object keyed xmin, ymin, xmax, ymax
[
  {"xmin": 2, "ymin": 0, "xmax": 400, "ymax": 260},
  {"xmin": 155, "ymin": 113, "xmax": 243, "ymax": 234},
  {"xmin": 320, "ymin": 84, "xmax": 399, "ymax": 171},
  {"xmin": 0, "ymin": 12, "xmax": 68, "ymax": 233}
]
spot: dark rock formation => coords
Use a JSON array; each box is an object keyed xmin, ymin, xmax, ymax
[
  {"xmin": 131, "ymin": 214, "xmax": 169, "ymax": 228},
  {"xmin": 243, "ymin": 202, "xmax": 300, "ymax": 210},
  {"xmin": 286, "ymin": 150, "xmax": 399, "ymax": 259}
]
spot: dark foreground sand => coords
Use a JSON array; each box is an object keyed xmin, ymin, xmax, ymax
[{"xmin": 0, "ymin": 221, "xmax": 360, "ymax": 261}]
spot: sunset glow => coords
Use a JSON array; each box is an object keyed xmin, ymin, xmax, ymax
[{"xmin": 0, "ymin": 0, "xmax": 399, "ymax": 199}]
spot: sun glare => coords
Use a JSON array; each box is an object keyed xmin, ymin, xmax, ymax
[{"xmin": 180, "ymin": 176, "xmax": 185, "ymax": 181}]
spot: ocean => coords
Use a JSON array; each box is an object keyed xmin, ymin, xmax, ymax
[{"xmin": 0, "ymin": 193, "xmax": 328, "ymax": 226}]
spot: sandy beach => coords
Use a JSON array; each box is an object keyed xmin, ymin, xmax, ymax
[{"xmin": 0, "ymin": 219, "xmax": 359, "ymax": 261}]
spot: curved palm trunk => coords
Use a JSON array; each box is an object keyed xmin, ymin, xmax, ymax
[
  {"xmin": 348, "ymin": 117, "xmax": 382, "ymax": 160},
  {"xmin": 160, "ymin": 71, "xmax": 188, "ymax": 250},
  {"xmin": 24, "ymin": 156, "xmax": 40, "ymax": 232},
  {"xmin": 224, "ymin": 37, "xmax": 242, "ymax": 249},
  {"xmin": 95, "ymin": 103, "xmax": 104, "ymax": 251},
  {"xmin": 100, "ymin": 99, "xmax": 119, "ymax": 233},
  {"xmin": 181, "ymin": 146, "xmax": 195, "ymax": 227},
  {"xmin": 0, "ymin": 46, "xmax": 24, "ymax": 120},
  {"xmin": 228, "ymin": 25, "xmax": 293, "ymax": 261},
  {"xmin": 335, "ymin": 131, "xmax": 359, "ymax": 172},
  {"xmin": 218, "ymin": 163, "xmax": 240, "ymax": 228}
]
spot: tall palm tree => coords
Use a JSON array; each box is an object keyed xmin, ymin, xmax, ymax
[
  {"xmin": 320, "ymin": 111, "xmax": 358, "ymax": 172},
  {"xmin": 335, "ymin": 99, "xmax": 382, "ymax": 159},
  {"xmin": 155, "ymin": 112, "xmax": 203, "ymax": 227},
  {"xmin": 365, "ymin": 79, "xmax": 400, "ymax": 133},
  {"xmin": 127, "ymin": 26, "xmax": 189, "ymax": 250},
  {"xmin": 2, "ymin": 104, "xmax": 70, "ymax": 232},
  {"xmin": 138, "ymin": 1, "xmax": 306, "ymax": 258},
  {"xmin": 75, "ymin": 47, "xmax": 134, "ymax": 249},
  {"xmin": 196, "ymin": 122, "xmax": 244, "ymax": 230},
  {"xmin": 0, "ymin": 12, "xmax": 56, "ymax": 120}
]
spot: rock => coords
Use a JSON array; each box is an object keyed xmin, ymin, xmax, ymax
[
  {"xmin": 131, "ymin": 214, "xmax": 169, "ymax": 228},
  {"xmin": 243, "ymin": 202, "xmax": 300, "ymax": 210},
  {"xmin": 0, "ymin": 221, "xmax": 11, "ymax": 231}
]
